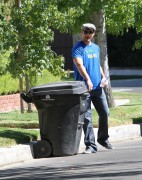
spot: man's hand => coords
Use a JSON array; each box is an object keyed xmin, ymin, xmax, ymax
[
  {"xmin": 87, "ymin": 79, "xmax": 93, "ymax": 92},
  {"xmin": 100, "ymin": 77, "xmax": 109, "ymax": 88}
]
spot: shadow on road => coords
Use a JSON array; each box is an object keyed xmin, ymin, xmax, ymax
[{"xmin": 0, "ymin": 160, "xmax": 142, "ymax": 179}]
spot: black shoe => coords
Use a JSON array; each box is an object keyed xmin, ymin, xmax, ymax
[{"xmin": 98, "ymin": 140, "xmax": 114, "ymax": 149}]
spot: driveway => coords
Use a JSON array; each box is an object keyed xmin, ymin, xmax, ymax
[{"xmin": 111, "ymin": 79, "xmax": 142, "ymax": 93}]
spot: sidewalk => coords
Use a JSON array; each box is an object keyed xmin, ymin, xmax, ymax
[
  {"xmin": 0, "ymin": 99, "xmax": 141, "ymax": 168},
  {"xmin": 110, "ymin": 68, "xmax": 142, "ymax": 76}
]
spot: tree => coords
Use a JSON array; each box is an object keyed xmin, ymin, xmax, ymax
[
  {"xmin": 105, "ymin": 0, "xmax": 142, "ymax": 48},
  {"xmin": 1, "ymin": 0, "xmax": 142, "ymax": 109},
  {"xmin": 0, "ymin": 0, "xmax": 84, "ymax": 112},
  {"xmin": 103, "ymin": 0, "xmax": 142, "ymax": 106},
  {"xmin": 2, "ymin": 0, "xmax": 83, "ymax": 79},
  {"xmin": 91, "ymin": 11, "xmax": 115, "ymax": 107}
]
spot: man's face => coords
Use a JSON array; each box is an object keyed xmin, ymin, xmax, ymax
[{"xmin": 82, "ymin": 28, "xmax": 95, "ymax": 44}]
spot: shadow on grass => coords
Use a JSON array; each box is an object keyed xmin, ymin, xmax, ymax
[
  {"xmin": 0, "ymin": 129, "xmax": 38, "ymax": 144},
  {"xmin": 133, "ymin": 117, "xmax": 142, "ymax": 124},
  {"xmin": 133, "ymin": 117, "xmax": 142, "ymax": 136},
  {"xmin": 0, "ymin": 123, "xmax": 39, "ymax": 129}
]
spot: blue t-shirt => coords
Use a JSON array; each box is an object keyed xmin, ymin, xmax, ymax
[{"xmin": 72, "ymin": 41, "xmax": 101, "ymax": 90}]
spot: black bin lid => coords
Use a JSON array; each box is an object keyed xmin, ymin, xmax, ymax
[{"xmin": 30, "ymin": 81, "xmax": 88, "ymax": 95}]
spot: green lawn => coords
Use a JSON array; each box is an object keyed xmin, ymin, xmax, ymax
[
  {"xmin": 0, "ymin": 111, "xmax": 38, "ymax": 128},
  {"xmin": 0, "ymin": 127, "xmax": 39, "ymax": 147},
  {"xmin": 92, "ymin": 92, "xmax": 142, "ymax": 127}
]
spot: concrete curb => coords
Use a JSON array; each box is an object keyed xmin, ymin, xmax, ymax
[
  {"xmin": 109, "ymin": 124, "xmax": 142, "ymax": 142},
  {"xmin": 78, "ymin": 124, "xmax": 142, "ymax": 152},
  {"xmin": 0, "ymin": 124, "xmax": 141, "ymax": 167},
  {"xmin": 0, "ymin": 144, "xmax": 34, "ymax": 167}
]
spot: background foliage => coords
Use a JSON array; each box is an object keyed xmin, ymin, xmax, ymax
[
  {"xmin": 0, "ymin": 0, "xmax": 142, "ymax": 93},
  {"xmin": 0, "ymin": 0, "xmax": 84, "ymax": 80}
]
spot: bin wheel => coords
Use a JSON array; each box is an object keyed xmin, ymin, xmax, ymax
[{"xmin": 33, "ymin": 140, "xmax": 52, "ymax": 158}]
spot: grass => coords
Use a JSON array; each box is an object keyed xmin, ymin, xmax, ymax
[
  {"xmin": 110, "ymin": 92, "xmax": 142, "ymax": 125},
  {"xmin": 0, "ymin": 127, "xmax": 40, "ymax": 147},
  {"xmin": 0, "ymin": 111, "xmax": 40, "ymax": 147},
  {"xmin": 0, "ymin": 111, "xmax": 38, "ymax": 128}
]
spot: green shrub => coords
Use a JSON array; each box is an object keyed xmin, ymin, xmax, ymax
[
  {"xmin": 0, "ymin": 50, "xmax": 11, "ymax": 75},
  {"xmin": 0, "ymin": 69, "xmax": 62, "ymax": 95},
  {"xmin": 32, "ymin": 69, "xmax": 62, "ymax": 87},
  {"xmin": 0, "ymin": 74, "xmax": 19, "ymax": 95}
]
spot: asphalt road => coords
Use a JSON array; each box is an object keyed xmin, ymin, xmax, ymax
[
  {"xmin": 0, "ymin": 138, "xmax": 142, "ymax": 180},
  {"xmin": 111, "ymin": 79, "xmax": 142, "ymax": 93}
]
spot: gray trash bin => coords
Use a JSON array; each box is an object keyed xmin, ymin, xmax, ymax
[{"xmin": 22, "ymin": 81, "xmax": 88, "ymax": 158}]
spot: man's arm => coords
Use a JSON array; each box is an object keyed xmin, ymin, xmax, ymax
[
  {"xmin": 100, "ymin": 66, "xmax": 105, "ymax": 78},
  {"xmin": 73, "ymin": 57, "xmax": 93, "ymax": 91}
]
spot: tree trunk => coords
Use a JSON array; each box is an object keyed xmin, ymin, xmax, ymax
[
  {"xmin": 15, "ymin": 0, "xmax": 21, "ymax": 8},
  {"xmin": 19, "ymin": 78, "xmax": 24, "ymax": 113},
  {"xmin": 16, "ymin": 0, "xmax": 24, "ymax": 113},
  {"xmin": 25, "ymin": 75, "xmax": 32, "ymax": 112},
  {"xmin": 18, "ymin": 45, "xmax": 24, "ymax": 113},
  {"xmin": 91, "ymin": 11, "xmax": 115, "ymax": 107}
]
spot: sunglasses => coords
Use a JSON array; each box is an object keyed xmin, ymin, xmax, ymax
[{"xmin": 83, "ymin": 30, "xmax": 94, "ymax": 34}]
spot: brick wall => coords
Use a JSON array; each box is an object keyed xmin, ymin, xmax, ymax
[{"xmin": 0, "ymin": 93, "xmax": 32, "ymax": 113}]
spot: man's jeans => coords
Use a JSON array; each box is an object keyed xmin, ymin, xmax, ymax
[{"xmin": 83, "ymin": 88, "xmax": 109, "ymax": 152}]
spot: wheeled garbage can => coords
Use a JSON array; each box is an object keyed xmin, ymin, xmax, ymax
[{"xmin": 22, "ymin": 81, "xmax": 88, "ymax": 158}]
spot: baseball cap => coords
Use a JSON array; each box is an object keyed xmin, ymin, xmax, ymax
[{"xmin": 81, "ymin": 23, "xmax": 96, "ymax": 31}]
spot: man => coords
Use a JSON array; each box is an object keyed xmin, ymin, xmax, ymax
[{"xmin": 72, "ymin": 23, "xmax": 113, "ymax": 154}]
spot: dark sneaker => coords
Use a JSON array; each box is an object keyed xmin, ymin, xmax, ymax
[{"xmin": 98, "ymin": 140, "xmax": 114, "ymax": 149}]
